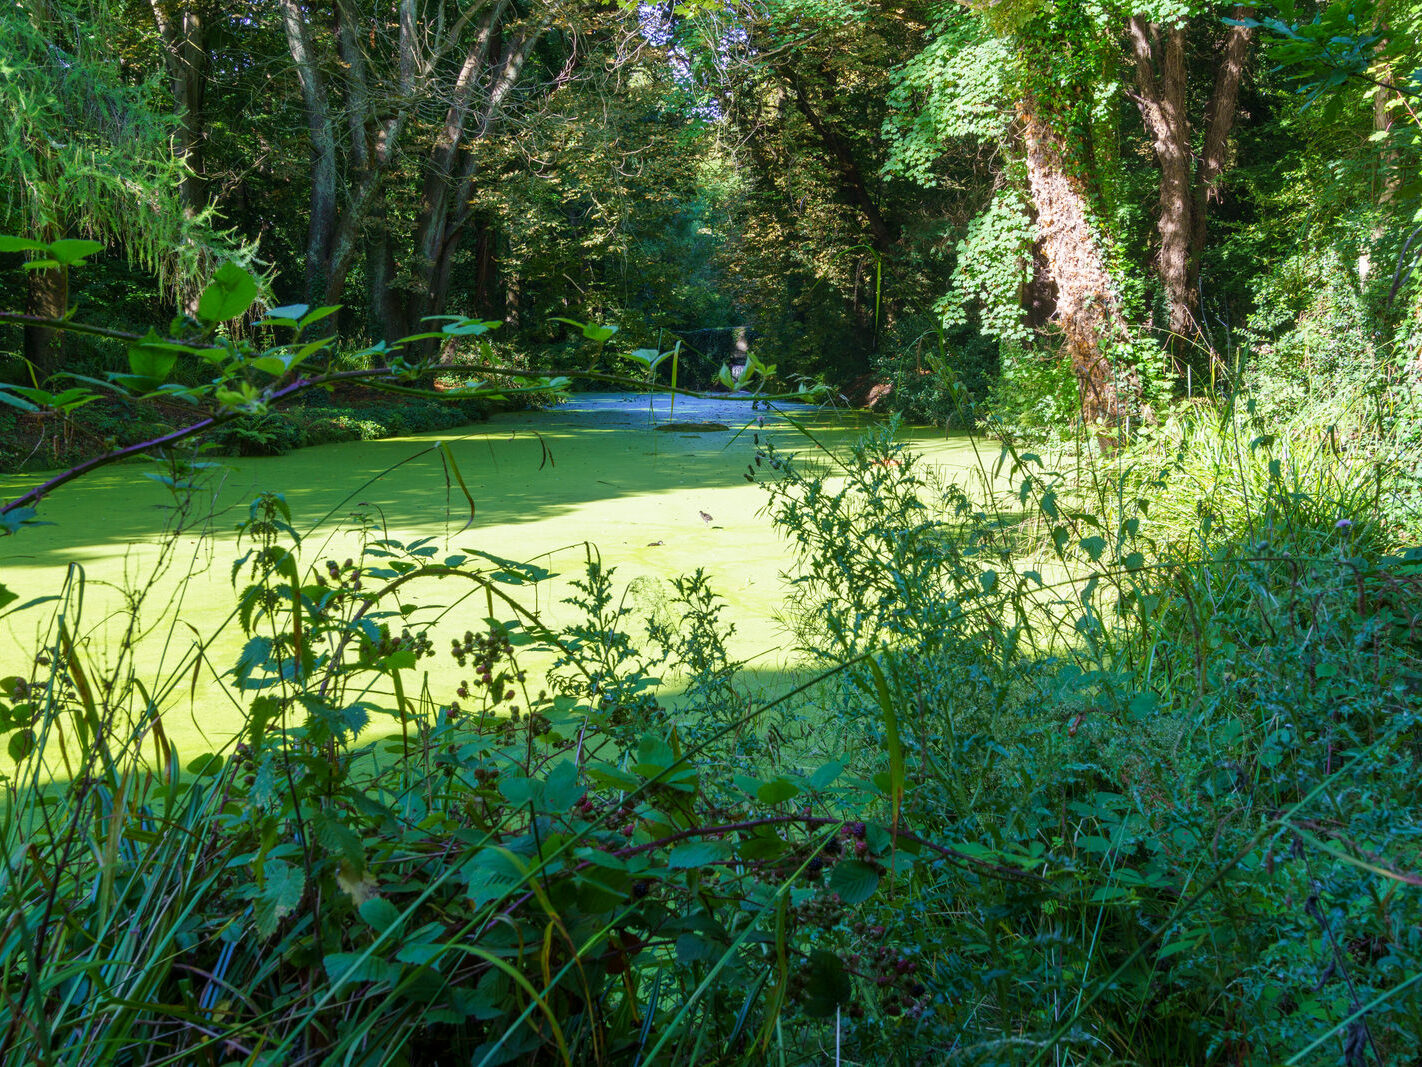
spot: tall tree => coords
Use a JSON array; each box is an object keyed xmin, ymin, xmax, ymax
[
  {"xmin": 273, "ymin": 0, "xmax": 557, "ymax": 332},
  {"xmin": 148, "ymin": 0, "xmax": 211, "ymax": 215},
  {"xmin": 1126, "ymin": 6, "xmax": 1255, "ymax": 364}
]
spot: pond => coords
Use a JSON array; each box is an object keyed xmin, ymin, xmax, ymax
[{"xmin": 0, "ymin": 393, "xmax": 988, "ymax": 756}]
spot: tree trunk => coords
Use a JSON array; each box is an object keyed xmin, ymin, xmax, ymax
[
  {"xmin": 1019, "ymin": 94, "xmax": 1140, "ymax": 432},
  {"xmin": 149, "ymin": 1, "xmax": 209, "ymax": 213},
  {"xmin": 24, "ymin": 266, "xmax": 67, "ymax": 381},
  {"xmin": 278, "ymin": 0, "xmax": 338, "ymax": 304},
  {"xmin": 365, "ymin": 187, "xmax": 402, "ymax": 342},
  {"xmin": 1192, "ymin": 11, "xmax": 1254, "ymax": 264},
  {"xmin": 783, "ymin": 75, "xmax": 895, "ymax": 253},
  {"xmin": 413, "ymin": 26, "xmax": 542, "ymax": 335},
  {"xmin": 1129, "ymin": 18, "xmax": 1194, "ymax": 353},
  {"xmin": 409, "ymin": 3, "xmax": 508, "ymax": 302},
  {"xmin": 473, "ymin": 214, "xmax": 500, "ymax": 316},
  {"xmin": 1130, "ymin": 9, "xmax": 1253, "ymax": 368}
]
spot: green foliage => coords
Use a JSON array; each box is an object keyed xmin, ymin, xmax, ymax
[
  {"xmin": 936, "ymin": 190, "xmax": 1035, "ymax": 347},
  {"xmin": 2, "ymin": 258, "xmax": 1420, "ymax": 1061},
  {"xmin": 881, "ymin": 12, "xmax": 1012, "ymax": 183},
  {"xmin": 761, "ymin": 404, "xmax": 1422, "ymax": 1062},
  {"xmin": 984, "ymin": 342, "xmax": 1082, "ymax": 440},
  {"xmin": 0, "ymin": 5, "xmax": 249, "ymax": 297},
  {"xmin": 0, "ymin": 482, "xmax": 934, "ymax": 1064}
]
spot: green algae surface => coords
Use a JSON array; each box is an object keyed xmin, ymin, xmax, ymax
[{"xmin": 0, "ymin": 394, "xmax": 985, "ymax": 759}]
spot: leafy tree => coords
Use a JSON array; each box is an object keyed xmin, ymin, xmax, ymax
[{"xmin": 0, "ymin": 1, "xmax": 242, "ymax": 377}]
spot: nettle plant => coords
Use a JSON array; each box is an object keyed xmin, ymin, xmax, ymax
[{"xmin": 0, "ymin": 247, "xmax": 959, "ymax": 1064}]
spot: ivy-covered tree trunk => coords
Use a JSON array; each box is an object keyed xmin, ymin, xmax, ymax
[{"xmin": 1018, "ymin": 94, "xmax": 1140, "ymax": 430}]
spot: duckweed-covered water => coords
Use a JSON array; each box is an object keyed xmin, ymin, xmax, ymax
[{"xmin": 0, "ymin": 394, "xmax": 987, "ymax": 755}]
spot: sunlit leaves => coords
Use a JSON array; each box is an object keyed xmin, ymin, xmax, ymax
[
  {"xmin": 127, "ymin": 328, "xmax": 178, "ymax": 383},
  {"xmin": 197, "ymin": 262, "xmax": 259, "ymax": 322}
]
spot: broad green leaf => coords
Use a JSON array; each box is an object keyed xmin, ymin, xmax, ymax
[
  {"xmin": 358, "ymin": 896, "xmax": 403, "ymax": 934},
  {"xmin": 676, "ymin": 933, "xmax": 722, "ymax": 964},
  {"xmin": 543, "ymin": 758, "xmax": 582, "ymax": 812},
  {"xmin": 499, "ymin": 773, "xmax": 543, "ymax": 808},
  {"xmin": 801, "ymin": 950, "xmax": 852, "ymax": 1017},
  {"xmin": 808, "ymin": 760, "xmax": 844, "ymax": 790},
  {"xmin": 667, "ymin": 839, "xmax": 731, "ymax": 868},
  {"xmin": 128, "ymin": 329, "xmax": 177, "ymax": 381},
  {"xmin": 197, "ymin": 262, "xmax": 259, "ymax": 322},
  {"xmin": 7, "ymin": 729, "xmax": 35, "ymax": 762},
  {"xmin": 756, "ymin": 777, "xmax": 801, "ymax": 805},
  {"xmin": 251, "ymin": 355, "xmax": 290, "ymax": 376},
  {"xmin": 0, "ymin": 235, "xmax": 47, "ymax": 253},
  {"xmin": 262, "ymin": 303, "xmax": 309, "ymax": 322},
  {"xmin": 46, "ymin": 239, "xmax": 105, "ymax": 266},
  {"xmin": 185, "ymin": 753, "xmax": 224, "ymax": 776},
  {"xmin": 324, "ymin": 951, "xmax": 399, "ymax": 990},
  {"xmin": 440, "ymin": 318, "xmax": 493, "ymax": 336}
]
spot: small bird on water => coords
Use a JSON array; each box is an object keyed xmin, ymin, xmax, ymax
[{"xmin": 698, "ymin": 510, "xmax": 714, "ymax": 526}]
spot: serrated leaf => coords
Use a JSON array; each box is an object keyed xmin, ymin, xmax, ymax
[
  {"xmin": 827, "ymin": 860, "xmax": 880, "ymax": 904},
  {"xmin": 314, "ymin": 810, "xmax": 365, "ymax": 869},
  {"xmin": 255, "ymin": 859, "xmax": 305, "ymax": 936}
]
